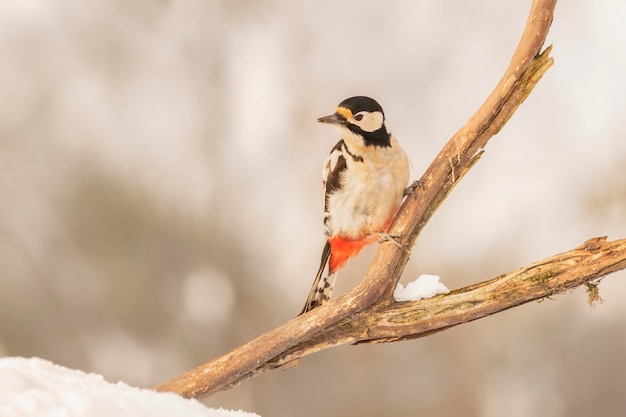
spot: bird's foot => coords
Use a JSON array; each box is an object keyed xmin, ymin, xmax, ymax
[
  {"xmin": 403, "ymin": 180, "xmax": 423, "ymax": 198},
  {"xmin": 376, "ymin": 232, "xmax": 410, "ymax": 253}
]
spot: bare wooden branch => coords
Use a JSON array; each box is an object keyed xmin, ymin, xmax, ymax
[
  {"xmin": 152, "ymin": 0, "xmax": 615, "ymax": 399},
  {"xmin": 157, "ymin": 236, "xmax": 626, "ymax": 397},
  {"xmin": 270, "ymin": 237, "xmax": 626, "ymax": 358}
]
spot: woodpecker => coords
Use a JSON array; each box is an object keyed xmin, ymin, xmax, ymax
[{"xmin": 300, "ymin": 96, "xmax": 410, "ymax": 315}]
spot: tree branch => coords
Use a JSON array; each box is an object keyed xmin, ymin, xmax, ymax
[
  {"xmin": 151, "ymin": 0, "xmax": 623, "ymax": 399},
  {"xmin": 269, "ymin": 236, "xmax": 626, "ymax": 357}
]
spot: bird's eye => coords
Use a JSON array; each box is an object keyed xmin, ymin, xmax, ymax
[{"xmin": 354, "ymin": 113, "xmax": 364, "ymax": 121}]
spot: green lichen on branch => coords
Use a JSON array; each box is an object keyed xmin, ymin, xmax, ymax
[{"xmin": 530, "ymin": 272, "xmax": 553, "ymax": 285}]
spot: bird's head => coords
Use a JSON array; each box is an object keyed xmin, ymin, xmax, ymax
[{"xmin": 317, "ymin": 96, "xmax": 390, "ymax": 147}]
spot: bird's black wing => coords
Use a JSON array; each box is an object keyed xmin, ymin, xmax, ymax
[{"xmin": 322, "ymin": 140, "xmax": 347, "ymax": 233}]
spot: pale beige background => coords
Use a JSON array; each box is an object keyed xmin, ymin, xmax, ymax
[{"xmin": 1, "ymin": 1, "xmax": 625, "ymax": 416}]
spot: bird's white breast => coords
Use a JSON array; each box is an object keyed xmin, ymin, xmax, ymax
[{"xmin": 325, "ymin": 134, "xmax": 410, "ymax": 240}]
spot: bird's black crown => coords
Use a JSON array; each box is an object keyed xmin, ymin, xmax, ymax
[{"xmin": 338, "ymin": 96, "xmax": 384, "ymax": 117}]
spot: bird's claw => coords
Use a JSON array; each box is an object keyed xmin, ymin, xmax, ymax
[
  {"xmin": 376, "ymin": 232, "xmax": 410, "ymax": 253},
  {"xmin": 403, "ymin": 180, "xmax": 423, "ymax": 198}
]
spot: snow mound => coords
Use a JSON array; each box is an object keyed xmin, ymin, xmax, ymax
[
  {"xmin": 393, "ymin": 274, "xmax": 450, "ymax": 302},
  {"xmin": 0, "ymin": 357, "xmax": 259, "ymax": 417}
]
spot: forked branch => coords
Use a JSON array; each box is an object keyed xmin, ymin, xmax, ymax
[{"xmin": 154, "ymin": 0, "xmax": 625, "ymax": 399}]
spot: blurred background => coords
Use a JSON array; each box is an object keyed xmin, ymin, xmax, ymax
[{"xmin": 1, "ymin": 0, "xmax": 625, "ymax": 416}]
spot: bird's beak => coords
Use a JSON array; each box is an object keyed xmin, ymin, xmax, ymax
[{"xmin": 316, "ymin": 112, "xmax": 346, "ymax": 125}]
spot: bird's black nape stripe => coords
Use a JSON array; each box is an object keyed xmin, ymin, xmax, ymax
[
  {"xmin": 343, "ymin": 144, "xmax": 363, "ymax": 162},
  {"xmin": 347, "ymin": 123, "xmax": 391, "ymax": 148}
]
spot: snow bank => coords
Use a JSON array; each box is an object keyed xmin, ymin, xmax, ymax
[{"xmin": 0, "ymin": 357, "xmax": 259, "ymax": 417}]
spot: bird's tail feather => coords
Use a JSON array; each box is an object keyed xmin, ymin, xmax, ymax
[{"xmin": 299, "ymin": 241, "xmax": 336, "ymax": 315}]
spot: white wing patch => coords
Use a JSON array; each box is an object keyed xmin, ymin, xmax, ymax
[{"xmin": 323, "ymin": 147, "xmax": 343, "ymax": 183}]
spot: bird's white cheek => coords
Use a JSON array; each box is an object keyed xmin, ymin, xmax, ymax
[{"xmin": 358, "ymin": 112, "xmax": 384, "ymax": 132}]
